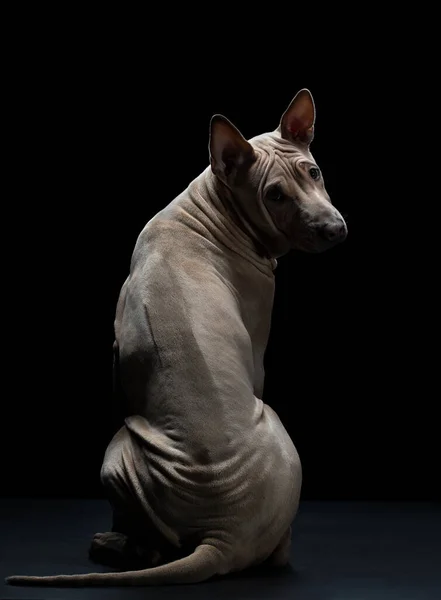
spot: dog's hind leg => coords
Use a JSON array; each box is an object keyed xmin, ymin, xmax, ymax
[
  {"xmin": 89, "ymin": 481, "xmax": 182, "ymax": 570},
  {"xmin": 265, "ymin": 526, "xmax": 292, "ymax": 567},
  {"xmin": 89, "ymin": 495, "xmax": 178, "ymax": 569}
]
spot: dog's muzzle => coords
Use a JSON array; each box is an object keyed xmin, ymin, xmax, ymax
[
  {"xmin": 297, "ymin": 217, "xmax": 348, "ymax": 253},
  {"xmin": 317, "ymin": 221, "xmax": 347, "ymax": 244}
]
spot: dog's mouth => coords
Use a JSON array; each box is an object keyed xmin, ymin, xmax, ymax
[
  {"xmin": 266, "ymin": 207, "xmax": 347, "ymax": 254},
  {"xmin": 290, "ymin": 214, "xmax": 348, "ymax": 253},
  {"xmin": 289, "ymin": 221, "xmax": 317, "ymax": 253},
  {"xmin": 293, "ymin": 236, "xmax": 323, "ymax": 254}
]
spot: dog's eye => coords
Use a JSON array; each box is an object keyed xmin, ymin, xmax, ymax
[
  {"xmin": 266, "ymin": 186, "xmax": 283, "ymax": 202},
  {"xmin": 309, "ymin": 167, "xmax": 321, "ymax": 181}
]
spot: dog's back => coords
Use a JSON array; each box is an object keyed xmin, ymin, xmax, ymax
[{"xmin": 103, "ymin": 168, "xmax": 301, "ymax": 569}]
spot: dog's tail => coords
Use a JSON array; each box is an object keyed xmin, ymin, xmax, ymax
[{"xmin": 6, "ymin": 543, "xmax": 222, "ymax": 587}]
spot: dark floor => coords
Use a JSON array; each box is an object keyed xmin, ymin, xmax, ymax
[{"xmin": 0, "ymin": 499, "xmax": 440, "ymax": 600}]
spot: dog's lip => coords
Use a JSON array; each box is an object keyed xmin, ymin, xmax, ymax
[
  {"xmin": 294, "ymin": 238, "xmax": 318, "ymax": 252},
  {"xmin": 290, "ymin": 227, "xmax": 315, "ymax": 251}
]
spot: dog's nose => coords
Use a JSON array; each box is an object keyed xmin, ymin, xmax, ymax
[{"xmin": 320, "ymin": 222, "xmax": 347, "ymax": 243}]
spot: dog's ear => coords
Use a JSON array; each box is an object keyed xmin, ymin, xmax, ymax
[
  {"xmin": 279, "ymin": 89, "xmax": 315, "ymax": 145},
  {"xmin": 209, "ymin": 115, "xmax": 256, "ymax": 183}
]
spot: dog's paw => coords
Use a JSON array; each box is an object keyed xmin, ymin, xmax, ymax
[
  {"xmin": 89, "ymin": 531, "xmax": 164, "ymax": 569},
  {"xmin": 89, "ymin": 531, "xmax": 130, "ymax": 567}
]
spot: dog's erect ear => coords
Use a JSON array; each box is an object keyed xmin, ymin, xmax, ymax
[
  {"xmin": 279, "ymin": 89, "xmax": 315, "ymax": 145},
  {"xmin": 209, "ymin": 115, "xmax": 256, "ymax": 183}
]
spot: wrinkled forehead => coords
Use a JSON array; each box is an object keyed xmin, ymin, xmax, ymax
[{"xmin": 249, "ymin": 132, "xmax": 314, "ymax": 188}]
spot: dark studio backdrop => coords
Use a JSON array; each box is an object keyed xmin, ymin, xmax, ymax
[{"xmin": 3, "ymin": 22, "xmax": 438, "ymax": 505}]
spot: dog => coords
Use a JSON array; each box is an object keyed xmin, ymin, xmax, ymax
[{"xmin": 7, "ymin": 89, "xmax": 347, "ymax": 587}]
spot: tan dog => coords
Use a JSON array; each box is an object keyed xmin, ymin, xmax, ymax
[{"xmin": 7, "ymin": 89, "xmax": 347, "ymax": 587}]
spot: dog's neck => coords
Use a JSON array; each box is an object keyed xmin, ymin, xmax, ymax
[{"xmin": 199, "ymin": 168, "xmax": 277, "ymax": 267}]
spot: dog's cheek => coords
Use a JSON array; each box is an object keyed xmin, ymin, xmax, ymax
[{"xmin": 266, "ymin": 202, "xmax": 298, "ymax": 238}]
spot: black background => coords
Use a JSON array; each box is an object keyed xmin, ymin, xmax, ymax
[{"xmin": 3, "ymin": 15, "xmax": 438, "ymax": 503}]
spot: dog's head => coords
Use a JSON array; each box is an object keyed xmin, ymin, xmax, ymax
[{"xmin": 209, "ymin": 89, "xmax": 347, "ymax": 257}]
